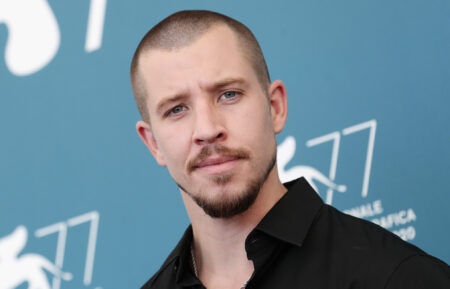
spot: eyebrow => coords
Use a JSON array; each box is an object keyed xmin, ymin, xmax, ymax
[
  {"xmin": 155, "ymin": 77, "xmax": 247, "ymax": 116},
  {"xmin": 156, "ymin": 94, "xmax": 188, "ymax": 116},
  {"xmin": 205, "ymin": 77, "xmax": 246, "ymax": 92}
]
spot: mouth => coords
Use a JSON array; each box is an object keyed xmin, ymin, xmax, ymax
[
  {"xmin": 193, "ymin": 155, "xmax": 242, "ymax": 175},
  {"xmin": 187, "ymin": 144, "xmax": 251, "ymax": 175}
]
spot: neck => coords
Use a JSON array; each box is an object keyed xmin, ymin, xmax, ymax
[{"xmin": 181, "ymin": 167, "xmax": 287, "ymax": 288}]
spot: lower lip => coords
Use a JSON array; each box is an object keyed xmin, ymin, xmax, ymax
[{"xmin": 196, "ymin": 159, "xmax": 241, "ymax": 175}]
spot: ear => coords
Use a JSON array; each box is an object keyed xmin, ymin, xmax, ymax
[
  {"xmin": 267, "ymin": 80, "xmax": 288, "ymax": 134},
  {"xmin": 136, "ymin": 120, "xmax": 167, "ymax": 166}
]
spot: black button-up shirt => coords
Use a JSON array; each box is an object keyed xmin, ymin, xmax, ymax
[{"xmin": 142, "ymin": 178, "xmax": 450, "ymax": 288}]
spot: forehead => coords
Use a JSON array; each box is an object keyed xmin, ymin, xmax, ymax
[{"xmin": 138, "ymin": 25, "xmax": 259, "ymax": 107}]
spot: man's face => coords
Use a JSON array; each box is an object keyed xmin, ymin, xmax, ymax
[{"xmin": 136, "ymin": 25, "xmax": 287, "ymax": 218}]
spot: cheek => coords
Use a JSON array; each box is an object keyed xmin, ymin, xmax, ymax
[
  {"xmin": 156, "ymin": 125, "xmax": 192, "ymax": 167},
  {"xmin": 232, "ymin": 101, "xmax": 274, "ymax": 147}
]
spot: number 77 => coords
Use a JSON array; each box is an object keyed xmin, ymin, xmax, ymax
[
  {"xmin": 306, "ymin": 119, "xmax": 377, "ymax": 200},
  {"xmin": 342, "ymin": 119, "xmax": 377, "ymax": 198}
]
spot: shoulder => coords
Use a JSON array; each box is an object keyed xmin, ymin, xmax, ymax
[
  {"xmin": 384, "ymin": 254, "xmax": 450, "ymax": 288},
  {"xmin": 312, "ymin": 205, "xmax": 449, "ymax": 286},
  {"xmin": 316, "ymin": 204, "xmax": 424, "ymax": 256}
]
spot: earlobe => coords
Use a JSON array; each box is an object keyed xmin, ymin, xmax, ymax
[
  {"xmin": 136, "ymin": 120, "xmax": 167, "ymax": 166},
  {"xmin": 268, "ymin": 80, "xmax": 288, "ymax": 134}
]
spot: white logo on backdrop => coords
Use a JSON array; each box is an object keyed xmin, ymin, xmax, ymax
[
  {"xmin": 0, "ymin": 226, "xmax": 72, "ymax": 289},
  {"xmin": 0, "ymin": 211, "xmax": 101, "ymax": 289},
  {"xmin": 278, "ymin": 119, "xmax": 418, "ymax": 241},
  {"xmin": 277, "ymin": 136, "xmax": 347, "ymax": 200},
  {"xmin": 0, "ymin": 0, "xmax": 107, "ymax": 76},
  {"xmin": 278, "ymin": 119, "xmax": 376, "ymax": 204}
]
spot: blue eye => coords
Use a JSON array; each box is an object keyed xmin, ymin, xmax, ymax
[
  {"xmin": 222, "ymin": 91, "xmax": 237, "ymax": 99},
  {"xmin": 168, "ymin": 105, "xmax": 186, "ymax": 116},
  {"xmin": 220, "ymin": 90, "xmax": 242, "ymax": 103}
]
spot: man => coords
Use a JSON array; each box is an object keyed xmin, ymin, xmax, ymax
[{"xmin": 130, "ymin": 10, "xmax": 449, "ymax": 289}]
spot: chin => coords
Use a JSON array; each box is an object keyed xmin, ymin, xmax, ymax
[{"xmin": 178, "ymin": 175, "xmax": 262, "ymax": 219}]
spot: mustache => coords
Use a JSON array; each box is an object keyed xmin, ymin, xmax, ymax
[{"xmin": 187, "ymin": 145, "xmax": 250, "ymax": 173}]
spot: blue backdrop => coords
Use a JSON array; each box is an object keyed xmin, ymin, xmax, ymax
[{"xmin": 0, "ymin": 1, "xmax": 449, "ymax": 288}]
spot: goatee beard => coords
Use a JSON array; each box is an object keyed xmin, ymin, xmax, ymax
[{"xmin": 177, "ymin": 144, "xmax": 276, "ymax": 219}]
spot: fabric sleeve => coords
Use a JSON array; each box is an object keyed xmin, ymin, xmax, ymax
[{"xmin": 384, "ymin": 254, "xmax": 450, "ymax": 289}]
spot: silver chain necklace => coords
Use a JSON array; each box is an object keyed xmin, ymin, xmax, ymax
[{"xmin": 190, "ymin": 244, "xmax": 250, "ymax": 289}]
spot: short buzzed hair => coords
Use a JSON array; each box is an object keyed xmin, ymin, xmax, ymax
[{"xmin": 130, "ymin": 10, "xmax": 271, "ymax": 122}]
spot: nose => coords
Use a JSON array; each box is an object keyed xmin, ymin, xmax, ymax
[{"xmin": 192, "ymin": 102, "xmax": 226, "ymax": 146}]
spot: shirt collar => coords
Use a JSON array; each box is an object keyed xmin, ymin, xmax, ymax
[
  {"xmin": 254, "ymin": 177, "xmax": 324, "ymax": 247},
  {"xmin": 165, "ymin": 177, "xmax": 323, "ymax": 286},
  {"xmin": 162, "ymin": 225, "xmax": 200, "ymax": 286}
]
